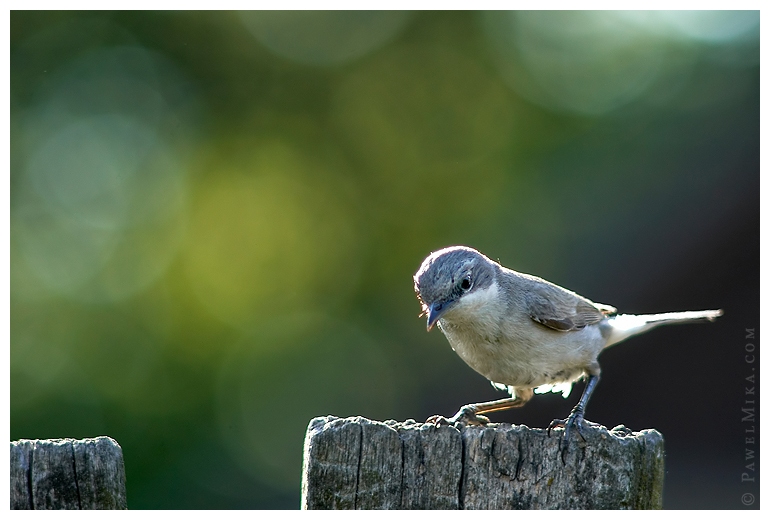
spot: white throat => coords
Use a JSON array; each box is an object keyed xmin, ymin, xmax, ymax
[{"xmin": 441, "ymin": 281, "xmax": 503, "ymax": 330}]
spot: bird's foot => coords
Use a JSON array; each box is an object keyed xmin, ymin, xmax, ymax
[
  {"xmin": 426, "ymin": 405, "xmax": 489, "ymax": 428},
  {"xmin": 425, "ymin": 414, "xmax": 451, "ymax": 426},
  {"xmin": 547, "ymin": 406, "xmax": 587, "ymax": 463}
]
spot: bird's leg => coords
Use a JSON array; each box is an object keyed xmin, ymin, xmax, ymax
[
  {"xmin": 548, "ymin": 365, "xmax": 600, "ymax": 463},
  {"xmin": 427, "ymin": 388, "xmax": 533, "ymax": 427}
]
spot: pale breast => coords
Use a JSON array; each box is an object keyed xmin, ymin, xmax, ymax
[{"xmin": 439, "ymin": 310, "xmax": 605, "ymax": 388}]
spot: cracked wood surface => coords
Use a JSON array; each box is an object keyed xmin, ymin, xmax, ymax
[
  {"xmin": 301, "ymin": 416, "xmax": 664, "ymax": 510},
  {"xmin": 10, "ymin": 437, "xmax": 127, "ymax": 510}
]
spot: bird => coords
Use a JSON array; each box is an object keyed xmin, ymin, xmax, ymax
[{"xmin": 413, "ymin": 245, "xmax": 722, "ymax": 459}]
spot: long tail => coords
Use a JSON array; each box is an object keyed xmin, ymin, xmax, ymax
[{"xmin": 604, "ymin": 309, "xmax": 723, "ymax": 347}]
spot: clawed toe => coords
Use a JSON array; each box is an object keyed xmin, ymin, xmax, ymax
[
  {"xmin": 450, "ymin": 405, "xmax": 488, "ymax": 426},
  {"xmin": 548, "ymin": 407, "xmax": 587, "ymax": 463},
  {"xmin": 426, "ymin": 405, "xmax": 489, "ymax": 428},
  {"xmin": 425, "ymin": 414, "xmax": 451, "ymax": 426},
  {"xmin": 547, "ymin": 417, "xmax": 566, "ymax": 436}
]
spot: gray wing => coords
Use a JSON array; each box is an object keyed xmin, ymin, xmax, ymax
[{"xmin": 523, "ymin": 276, "xmax": 616, "ymax": 332}]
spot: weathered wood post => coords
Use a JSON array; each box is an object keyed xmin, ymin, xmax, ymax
[
  {"xmin": 10, "ymin": 436, "xmax": 127, "ymax": 510},
  {"xmin": 302, "ymin": 416, "xmax": 664, "ymax": 509}
]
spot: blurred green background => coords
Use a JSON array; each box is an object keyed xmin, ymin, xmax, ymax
[{"xmin": 11, "ymin": 11, "xmax": 759, "ymax": 509}]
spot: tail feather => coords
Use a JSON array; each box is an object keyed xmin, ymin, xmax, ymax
[{"xmin": 605, "ymin": 309, "xmax": 723, "ymax": 347}]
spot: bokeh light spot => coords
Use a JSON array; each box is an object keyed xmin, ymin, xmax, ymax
[
  {"xmin": 657, "ymin": 10, "xmax": 759, "ymax": 43},
  {"xmin": 239, "ymin": 11, "xmax": 414, "ymax": 66},
  {"xmin": 184, "ymin": 141, "xmax": 360, "ymax": 329},
  {"xmin": 16, "ymin": 115, "xmax": 188, "ymax": 302},
  {"xmin": 482, "ymin": 11, "xmax": 668, "ymax": 116},
  {"xmin": 13, "ymin": 42, "xmax": 196, "ymax": 304},
  {"xmin": 27, "ymin": 115, "xmax": 158, "ymax": 229}
]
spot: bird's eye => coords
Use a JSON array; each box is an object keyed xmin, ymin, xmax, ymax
[{"xmin": 460, "ymin": 276, "xmax": 472, "ymax": 291}]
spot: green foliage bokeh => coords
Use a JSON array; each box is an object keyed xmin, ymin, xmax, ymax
[{"xmin": 11, "ymin": 11, "xmax": 758, "ymax": 508}]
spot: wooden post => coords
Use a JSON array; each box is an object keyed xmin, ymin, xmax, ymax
[
  {"xmin": 10, "ymin": 436, "xmax": 127, "ymax": 510},
  {"xmin": 301, "ymin": 416, "xmax": 664, "ymax": 510}
]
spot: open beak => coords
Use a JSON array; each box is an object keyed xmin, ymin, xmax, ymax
[{"xmin": 426, "ymin": 302, "xmax": 444, "ymax": 331}]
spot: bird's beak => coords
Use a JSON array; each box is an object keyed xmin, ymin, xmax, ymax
[{"xmin": 427, "ymin": 302, "xmax": 444, "ymax": 331}]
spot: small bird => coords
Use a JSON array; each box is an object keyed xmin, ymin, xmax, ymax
[{"xmin": 414, "ymin": 245, "xmax": 722, "ymax": 457}]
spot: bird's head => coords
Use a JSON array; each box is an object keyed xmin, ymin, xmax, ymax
[{"xmin": 413, "ymin": 246, "xmax": 496, "ymax": 331}]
